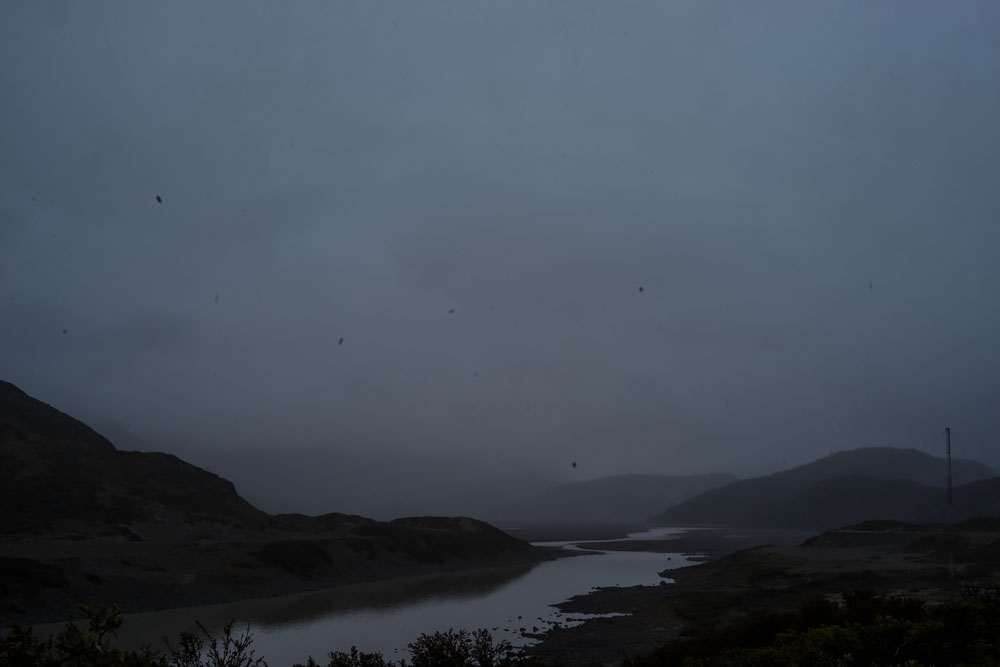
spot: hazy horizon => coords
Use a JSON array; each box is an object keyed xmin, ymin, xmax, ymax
[{"xmin": 3, "ymin": 1, "xmax": 999, "ymax": 518}]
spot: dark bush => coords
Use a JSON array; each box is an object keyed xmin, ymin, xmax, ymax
[
  {"xmin": 167, "ymin": 619, "xmax": 266, "ymax": 667},
  {"xmin": 408, "ymin": 628, "xmax": 531, "ymax": 667},
  {"xmin": 294, "ymin": 646, "xmax": 394, "ymax": 667},
  {"xmin": 0, "ymin": 603, "xmax": 166, "ymax": 667}
]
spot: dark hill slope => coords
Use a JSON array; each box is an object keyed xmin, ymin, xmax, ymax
[
  {"xmin": 495, "ymin": 473, "xmax": 736, "ymax": 524},
  {"xmin": 652, "ymin": 447, "xmax": 996, "ymax": 530},
  {"xmin": 1, "ymin": 380, "xmax": 114, "ymax": 454},
  {"xmin": 0, "ymin": 381, "xmax": 265, "ymax": 533}
]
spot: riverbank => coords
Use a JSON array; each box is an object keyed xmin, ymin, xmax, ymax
[
  {"xmin": 573, "ymin": 526, "xmax": 811, "ymax": 557},
  {"xmin": 1, "ymin": 518, "xmax": 576, "ymax": 627},
  {"xmin": 501, "ymin": 523, "xmax": 643, "ymax": 543},
  {"xmin": 526, "ymin": 523, "xmax": 997, "ymax": 665}
]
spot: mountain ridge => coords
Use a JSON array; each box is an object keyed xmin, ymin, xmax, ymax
[{"xmin": 652, "ymin": 447, "xmax": 997, "ymax": 530}]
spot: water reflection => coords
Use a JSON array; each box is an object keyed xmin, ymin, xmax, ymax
[
  {"xmin": 201, "ymin": 563, "xmax": 535, "ymax": 631},
  {"xmin": 252, "ymin": 563, "xmax": 539, "ymax": 626}
]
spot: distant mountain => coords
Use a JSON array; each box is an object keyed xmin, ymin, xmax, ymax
[
  {"xmin": 652, "ymin": 447, "xmax": 997, "ymax": 530},
  {"xmin": 764, "ymin": 475, "xmax": 1000, "ymax": 530},
  {"xmin": 494, "ymin": 472, "xmax": 737, "ymax": 524}
]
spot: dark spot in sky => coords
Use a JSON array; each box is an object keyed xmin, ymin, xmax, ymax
[
  {"xmin": 448, "ymin": 308, "xmax": 455, "ymax": 314},
  {"xmin": 869, "ymin": 282, "xmax": 873, "ymax": 291},
  {"xmin": 31, "ymin": 196, "xmax": 36, "ymax": 202},
  {"xmin": 473, "ymin": 372, "xmax": 478, "ymax": 378},
  {"xmin": 155, "ymin": 195, "xmax": 162, "ymax": 203},
  {"xmin": 214, "ymin": 293, "xmax": 220, "ymax": 303},
  {"xmin": 338, "ymin": 337, "xmax": 344, "ymax": 346},
  {"xmin": 638, "ymin": 286, "xmax": 644, "ymax": 293},
  {"xmin": 61, "ymin": 329, "xmax": 67, "ymax": 334},
  {"xmin": 571, "ymin": 461, "xmax": 577, "ymax": 468}
]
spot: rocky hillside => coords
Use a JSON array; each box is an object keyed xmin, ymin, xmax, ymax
[{"xmin": 0, "ymin": 380, "xmax": 265, "ymax": 533}]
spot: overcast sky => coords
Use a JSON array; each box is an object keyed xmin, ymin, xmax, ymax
[{"xmin": 2, "ymin": 1, "xmax": 999, "ymax": 517}]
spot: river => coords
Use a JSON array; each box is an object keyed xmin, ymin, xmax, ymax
[{"xmin": 109, "ymin": 527, "xmax": 694, "ymax": 665}]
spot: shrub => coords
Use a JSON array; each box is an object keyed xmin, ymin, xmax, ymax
[
  {"xmin": 294, "ymin": 646, "xmax": 394, "ymax": 667},
  {"xmin": 168, "ymin": 619, "xmax": 266, "ymax": 667},
  {"xmin": 409, "ymin": 628, "xmax": 529, "ymax": 667},
  {"xmin": 0, "ymin": 602, "xmax": 166, "ymax": 667}
]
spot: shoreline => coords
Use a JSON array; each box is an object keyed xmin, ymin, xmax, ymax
[
  {"xmin": 4, "ymin": 542, "xmax": 575, "ymax": 628},
  {"xmin": 525, "ymin": 524, "xmax": 988, "ymax": 665},
  {"xmin": 520, "ymin": 526, "xmax": 811, "ymax": 664},
  {"xmin": 27, "ymin": 552, "xmax": 577, "ymax": 647}
]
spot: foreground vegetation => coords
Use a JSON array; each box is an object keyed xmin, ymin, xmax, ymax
[
  {"xmin": 0, "ymin": 603, "xmax": 546, "ymax": 667},
  {"xmin": 625, "ymin": 586, "xmax": 1000, "ymax": 667},
  {"xmin": 4, "ymin": 587, "xmax": 1000, "ymax": 666}
]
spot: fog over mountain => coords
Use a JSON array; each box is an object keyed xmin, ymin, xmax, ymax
[{"xmin": 2, "ymin": 2, "xmax": 999, "ymax": 517}]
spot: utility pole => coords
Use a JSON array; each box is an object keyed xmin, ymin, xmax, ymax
[
  {"xmin": 946, "ymin": 426, "xmax": 954, "ymax": 580},
  {"xmin": 945, "ymin": 427, "xmax": 953, "ymax": 527}
]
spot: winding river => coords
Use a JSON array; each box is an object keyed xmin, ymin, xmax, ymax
[{"xmin": 110, "ymin": 527, "xmax": 694, "ymax": 665}]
